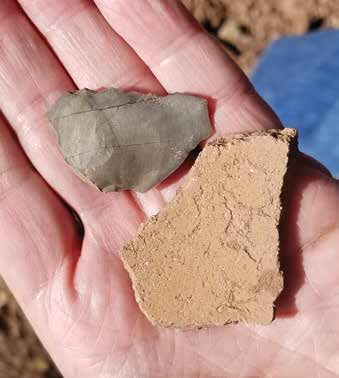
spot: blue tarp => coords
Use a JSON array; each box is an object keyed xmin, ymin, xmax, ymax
[{"xmin": 251, "ymin": 29, "xmax": 339, "ymax": 177}]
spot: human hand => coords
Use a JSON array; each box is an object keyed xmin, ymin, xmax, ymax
[{"xmin": 0, "ymin": 1, "xmax": 338, "ymax": 377}]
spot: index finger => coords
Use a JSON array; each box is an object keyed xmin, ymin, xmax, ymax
[{"xmin": 94, "ymin": 0, "xmax": 282, "ymax": 135}]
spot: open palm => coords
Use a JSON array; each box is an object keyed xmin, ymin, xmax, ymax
[{"xmin": 0, "ymin": 1, "xmax": 338, "ymax": 377}]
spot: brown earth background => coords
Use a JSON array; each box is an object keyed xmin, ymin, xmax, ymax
[{"xmin": 1, "ymin": 1, "xmax": 338, "ymax": 377}]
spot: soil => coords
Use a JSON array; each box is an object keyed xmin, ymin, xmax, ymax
[
  {"xmin": 183, "ymin": 0, "xmax": 339, "ymax": 73},
  {"xmin": 1, "ymin": 0, "xmax": 338, "ymax": 376}
]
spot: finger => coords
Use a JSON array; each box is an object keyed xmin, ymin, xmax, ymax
[
  {"xmin": 17, "ymin": 0, "xmax": 178, "ymax": 215},
  {"xmin": 276, "ymin": 160, "xmax": 339, "ymax": 315},
  {"xmin": 94, "ymin": 0, "xmax": 282, "ymax": 135},
  {"xmin": 18, "ymin": 0, "xmax": 163, "ymax": 93},
  {"xmin": 0, "ymin": 0, "xmax": 134, "ymax": 216},
  {"xmin": 0, "ymin": 113, "xmax": 80, "ymax": 315}
]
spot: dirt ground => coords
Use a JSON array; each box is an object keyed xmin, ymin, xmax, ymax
[
  {"xmin": 183, "ymin": 0, "xmax": 339, "ymax": 73},
  {"xmin": 1, "ymin": 1, "xmax": 339, "ymax": 377}
]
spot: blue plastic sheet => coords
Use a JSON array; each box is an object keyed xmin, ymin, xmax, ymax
[{"xmin": 251, "ymin": 30, "xmax": 339, "ymax": 177}]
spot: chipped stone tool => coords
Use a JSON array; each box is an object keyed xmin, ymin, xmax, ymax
[{"xmin": 48, "ymin": 88, "xmax": 212, "ymax": 192}]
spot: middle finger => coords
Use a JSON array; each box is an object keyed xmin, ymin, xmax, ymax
[
  {"xmin": 18, "ymin": 0, "xmax": 185, "ymax": 215},
  {"xmin": 18, "ymin": 0, "xmax": 163, "ymax": 93}
]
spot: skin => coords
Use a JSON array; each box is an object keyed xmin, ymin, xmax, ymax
[{"xmin": 0, "ymin": 0, "xmax": 338, "ymax": 376}]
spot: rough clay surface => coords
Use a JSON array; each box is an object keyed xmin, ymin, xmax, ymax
[
  {"xmin": 122, "ymin": 129, "xmax": 298, "ymax": 329},
  {"xmin": 48, "ymin": 88, "xmax": 211, "ymax": 193}
]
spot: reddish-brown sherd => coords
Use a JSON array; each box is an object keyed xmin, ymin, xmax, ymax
[{"xmin": 122, "ymin": 129, "xmax": 298, "ymax": 329}]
